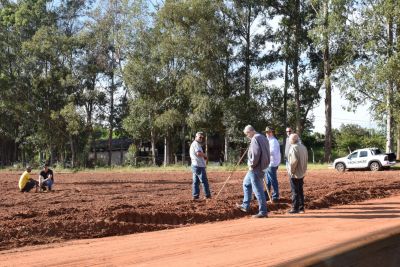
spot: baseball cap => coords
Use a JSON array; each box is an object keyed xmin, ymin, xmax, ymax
[{"xmin": 265, "ymin": 127, "xmax": 274, "ymax": 132}]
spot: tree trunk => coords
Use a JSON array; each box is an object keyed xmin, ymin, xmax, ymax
[
  {"xmin": 14, "ymin": 139, "xmax": 18, "ymax": 163},
  {"xmin": 163, "ymin": 134, "xmax": 171, "ymax": 167},
  {"xmin": 205, "ymin": 134, "xmax": 208, "ymax": 164},
  {"xmin": 108, "ymin": 44, "xmax": 115, "ymax": 167},
  {"xmin": 283, "ymin": 57, "xmax": 289, "ymax": 129},
  {"xmin": 323, "ymin": 2, "xmax": 332, "ymax": 163},
  {"xmin": 396, "ymin": 125, "xmax": 400, "ymax": 160},
  {"xmin": 151, "ymin": 128, "xmax": 156, "ymax": 165},
  {"xmin": 70, "ymin": 135, "xmax": 75, "ymax": 168},
  {"xmin": 385, "ymin": 16, "xmax": 394, "ymax": 153},
  {"xmin": 283, "ymin": 58, "xmax": 290, "ymax": 162},
  {"xmin": 386, "ymin": 86, "xmax": 394, "ymax": 153},
  {"xmin": 396, "ymin": 5, "xmax": 400, "ymax": 160},
  {"xmin": 181, "ymin": 125, "xmax": 186, "ymax": 165},
  {"xmin": 21, "ymin": 148, "xmax": 25, "ymax": 166},
  {"xmin": 224, "ymin": 134, "xmax": 229, "ymax": 162},
  {"xmin": 244, "ymin": 4, "xmax": 252, "ymax": 98},
  {"xmin": 163, "ymin": 135, "xmax": 168, "ymax": 167},
  {"xmin": 108, "ymin": 72, "xmax": 115, "ymax": 167},
  {"xmin": 293, "ymin": 0, "xmax": 302, "ymax": 136}
]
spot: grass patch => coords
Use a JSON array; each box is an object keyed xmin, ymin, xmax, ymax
[
  {"xmin": 57, "ymin": 162, "xmax": 332, "ymax": 172},
  {"xmin": 3, "ymin": 162, "xmax": 396, "ymax": 173}
]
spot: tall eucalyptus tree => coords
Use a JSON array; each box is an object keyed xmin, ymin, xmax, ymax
[{"xmin": 309, "ymin": 0, "xmax": 352, "ymax": 162}]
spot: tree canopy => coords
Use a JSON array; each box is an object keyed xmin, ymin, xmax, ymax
[{"xmin": 0, "ymin": 0, "xmax": 399, "ymax": 167}]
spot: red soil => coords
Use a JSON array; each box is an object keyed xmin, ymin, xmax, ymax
[{"xmin": 1, "ymin": 168, "xmax": 399, "ymax": 251}]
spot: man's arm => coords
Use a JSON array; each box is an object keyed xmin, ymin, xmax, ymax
[
  {"xmin": 248, "ymin": 138, "xmax": 261, "ymax": 169},
  {"xmin": 289, "ymin": 146, "xmax": 299, "ymax": 176},
  {"xmin": 195, "ymin": 151, "xmax": 207, "ymax": 159},
  {"xmin": 269, "ymin": 139, "xmax": 279, "ymax": 166},
  {"xmin": 194, "ymin": 143, "xmax": 207, "ymax": 159}
]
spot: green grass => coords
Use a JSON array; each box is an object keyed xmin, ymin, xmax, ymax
[
  {"xmin": 391, "ymin": 165, "xmax": 400, "ymax": 170},
  {"xmin": 2, "ymin": 162, "xmax": 396, "ymax": 173},
  {"xmin": 63, "ymin": 162, "xmax": 331, "ymax": 172}
]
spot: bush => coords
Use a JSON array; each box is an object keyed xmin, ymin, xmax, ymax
[{"xmin": 125, "ymin": 144, "xmax": 138, "ymax": 166}]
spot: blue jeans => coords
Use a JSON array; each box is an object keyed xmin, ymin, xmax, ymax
[
  {"xmin": 43, "ymin": 179, "xmax": 54, "ymax": 190},
  {"xmin": 240, "ymin": 170, "xmax": 267, "ymax": 216},
  {"xmin": 191, "ymin": 166, "xmax": 211, "ymax": 198},
  {"xmin": 266, "ymin": 166, "xmax": 279, "ymax": 200}
]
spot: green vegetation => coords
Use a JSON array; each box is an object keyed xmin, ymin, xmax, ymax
[{"xmin": 0, "ymin": 0, "xmax": 399, "ymax": 168}]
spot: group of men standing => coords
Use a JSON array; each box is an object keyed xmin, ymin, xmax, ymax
[{"xmin": 189, "ymin": 125, "xmax": 308, "ymax": 218}]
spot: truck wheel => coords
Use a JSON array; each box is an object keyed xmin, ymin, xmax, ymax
[
  {"xmin": 369, "ymin": 161, "xmax": 381, "ymax": 171},
  {"xmin": 335, "ymin": 163, "xmax": 346, "ymax": 172}
]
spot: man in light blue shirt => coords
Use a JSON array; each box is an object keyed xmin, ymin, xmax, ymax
[
  {"xmin": 189, "ymin": 132, "xmax": 211, "ymax": 200},
  {"xmin": 265, "ymin": 127, "xmax": 281, "ymax": 202}
]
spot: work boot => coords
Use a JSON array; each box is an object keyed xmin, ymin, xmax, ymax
[
  {"xmin": 235, "ymin": 203, "xmax": 248, "ymax": 213},
  {"xmin": 271, "ymin": 198, "xmax": 279, "ymax": 204},
  {"xmin": 252, "ymin": 213, "xmax": 268, "ymax": 218}
]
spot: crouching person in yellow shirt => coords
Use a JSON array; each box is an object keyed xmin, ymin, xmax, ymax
[{"xmin": 19, "ymin": 166, "xmax": 38, "ymax": 193}]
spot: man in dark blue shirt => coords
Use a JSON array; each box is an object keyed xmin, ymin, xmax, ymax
[{"xmin": 39, "ymin": 164, "xmax": 54, "ymax": 191}]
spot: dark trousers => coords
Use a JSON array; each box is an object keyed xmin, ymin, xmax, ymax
[
  {"xmin": 290, "ymin": 177, "xmax": 304, "ymax": 211},
  {"xmin": 21, "ymin": 180, "xmax": 37, "ymax": 192}
]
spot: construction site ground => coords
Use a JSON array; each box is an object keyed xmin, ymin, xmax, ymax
[{"xmin": 1, "ymin": 168, "xmax": 400, "ymax": 266}]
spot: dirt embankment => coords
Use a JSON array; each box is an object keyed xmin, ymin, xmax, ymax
[{"xmin": 1, "ymin": 169, "xmax": 399, "ymax": 251}]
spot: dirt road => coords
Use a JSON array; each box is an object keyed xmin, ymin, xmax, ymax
[{"xmin": 1, "ymin": 195, "xmax": 400, "ymax": 267}]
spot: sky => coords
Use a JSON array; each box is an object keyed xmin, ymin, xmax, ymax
[
  {"xmin": 310, "ymin": 88, "xmax": 378, "ymax": 134},
  {"xmin": 259, "ymin": 14, "xmax": 379, "ymax": 134}
]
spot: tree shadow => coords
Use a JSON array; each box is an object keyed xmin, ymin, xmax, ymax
[
  {"xmin": 278, "ymin": 209, "xmax": 400, "ymax": 219},
  {"xmin": 330, "ymin": 206, "xmax": 399, "ymax": 210},
  {"xmin": 279, "ymin": 214, "xmax": 400, "ymax": 219}
]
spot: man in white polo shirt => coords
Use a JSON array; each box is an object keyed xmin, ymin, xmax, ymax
[
  {"xmin": 189, "ymin": 132, "xmax": 211, "ymax": 200},
  {"xmin": 265, "ymin": 127, "xmax": 281, "ymax": 202}
]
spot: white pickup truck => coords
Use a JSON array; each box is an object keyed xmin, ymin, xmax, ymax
[{"xmin": 333, "ymin": 148, "xmax": 396, "ymax": 172}]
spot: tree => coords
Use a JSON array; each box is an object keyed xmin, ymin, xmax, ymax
[
  {"xmin": 309, "ymin": 0, "xmax": 352, "ymax": 162},
  {"xmin": 267, "ymin": 0, "xmax": 322, "ymax": 150},
  {"xmin": 86, "ymin": 0, "xmax": 141, "ymax": 166}
]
